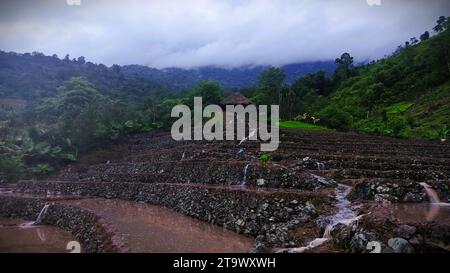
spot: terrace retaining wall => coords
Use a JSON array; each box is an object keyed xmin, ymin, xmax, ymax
[{"xmin": 17, "ymin": 181, "xmax": 329, "ymax": 246}]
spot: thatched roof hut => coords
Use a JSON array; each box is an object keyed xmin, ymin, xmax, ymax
[{"xmin": 219, "ymin": 93, "xmax": 251, "ymax": 107}]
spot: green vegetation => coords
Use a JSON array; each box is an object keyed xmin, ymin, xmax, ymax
[
  {"xmin": 277, "ymin": 121, "xmax": 329, "ymax": 131},
  {"xmin": 259, "ymin": 153, "xmax": 272, "ymax": 166},
  {"xmin": 0, "ymin": 77, "xmax": 225, "ymax": 182},
  {"xmin": 302, "ymin": 16, "xmax": 450, "ymax": 138},
  {"xmin": 1, "ymin": 15, "xmax": 448, "ymax": 183},
  {"xmin": 386, "ymin": 102, "xmax": 414, "ymax": 114}
]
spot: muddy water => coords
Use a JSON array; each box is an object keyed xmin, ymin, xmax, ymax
[
  {"xmin": 0, "ymin": 218, "xmax": 77, "ymax": 253},
  {"xmin": 391, "ymin": 203, "xmax": 450, "ymax": 225},
  {"xmin": 61, "ymin": 198, "xmax": 254, "ymax": 253}
]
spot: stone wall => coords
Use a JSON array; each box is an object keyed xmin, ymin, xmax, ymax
[
  {"xmin": 349, "ymin": 180, "xmax": 450, "ymax": 203},
  {"xmin": 64, "ymin": 160, "xmax": 336, "ymax": 190},
  {"xmin": 17, "ymin": 181, "xmax": 330, "ymax": 246},
  {"xmin": 0, "ymin": 196, "xmax": 118, "ymax": 253},
  {"xmin": 328, "ymin": 205, "xmax": 450, "ymax": 253}
]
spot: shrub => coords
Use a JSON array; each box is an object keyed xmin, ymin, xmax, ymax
[
  {"xmin": 30, "ymin": 163, "xmax": 55, "ymax": 175},
  {"xmin": 386, "ymin": 116, "xmax": 409, "ymax": 138},
  {"xmin": 319, "ymin": 106, "xmax": 353, "ymax": 130},
  {"xmin": 259, "ymin": 153, "xmax": 271, "ymax": 165},
  {"xmin": 0, "ymin": 154, "xmax": 26, "ymax": 183}
]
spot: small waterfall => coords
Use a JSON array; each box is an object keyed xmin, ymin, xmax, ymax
[
  {"xmin": 283, "ymin": 184, "xmax": 360, "ymax": 253},
  {"xmin": 420, "ymin": 183, "xmax": 441, "ymax": 204},
  {"xmin": 241, "ymin": 164, "xmax": 250, "ymax": 186},
  {"xmin": 317, "ymin": 162, "xmax": 325, "ymax": 171},
  {"xmin": 181, "ymin": 152, "xmax": 186, "ymax": 160},
  {"xmin": 34, "ymin": 204, "xmax": 50, "ymax": 225}
]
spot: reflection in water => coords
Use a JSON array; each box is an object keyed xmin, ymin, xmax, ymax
[
  {"xmin": 0, "ymin": 218, "xmax": 76, "ymax": 253},
  {"xmin": 392, "ymin": 203, "xmax": 450, "ymax": 225},
  {"xmin": 392, "ymin": 183, "xmax": 449, "ymax": 225},
  {"xmin": 61, "ymin": 198, "xmax": 254, "ymax": 253}
]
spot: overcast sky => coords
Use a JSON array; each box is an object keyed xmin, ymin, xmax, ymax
[{"xmin": 0, "ymin": 0, "xmax": 448, "ymax": 68}]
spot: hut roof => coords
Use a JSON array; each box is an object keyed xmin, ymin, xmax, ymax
[{"xmin": 220, "ymin": 93, "xmax": 251, "ymax": 106}]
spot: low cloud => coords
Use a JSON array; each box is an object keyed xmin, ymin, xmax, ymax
[{"xmin": 0, "ymin": 0, "xmax": 448, "ymax": 68}]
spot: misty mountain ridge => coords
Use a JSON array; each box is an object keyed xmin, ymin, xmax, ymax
[
  {"xmin": 121, "ymin": 61, "xmax": 336, "ymax": 90},
  {"xmin": 0, "ymin": 50, "xmax": 335, "ymax": 101}
]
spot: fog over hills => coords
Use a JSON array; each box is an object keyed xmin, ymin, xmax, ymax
[
  {"xmin": 121, "ymin": 61, "xmax": 336, "ymax": 90},
  {"xmin": 1, "ymin": 0, "xmax": 448, "ymax": 68},
  {"xmin": 0, "ymin": 50, "xmax": 335, "ymax": 100}
]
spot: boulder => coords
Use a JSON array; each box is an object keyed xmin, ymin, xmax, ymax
[
  {"xmin": 394, "ymin": 225, "xmax": 417, "ymax": 240},
  {"xmin": 402, "ymin": 192, "xmax": 423, "ymax": 203},
  {"xmin": 388, "ymin": 237, "xmax": 415, "ymax": 253},
  {"xmin": 349, "ymin": 231, "xmax": 378, "ymax": 253}
]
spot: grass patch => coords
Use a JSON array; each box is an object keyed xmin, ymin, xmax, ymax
[
  {"xmin": 386, "ymin": 102, "xmax": 414, "ymax": 114},
  {"xmin": 277, "ymin": 121, "xmax": 329, "ymax": 130}
]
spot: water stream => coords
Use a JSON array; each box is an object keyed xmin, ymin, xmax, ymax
[
  {"xmin": 241, "ymin": 164, "xmax": 250, "ymax": 186},
  {"xmin": 284, "ymin": 184, "xmax": 360, "ymax": 253},
  {"xmin": 34, "ymin": 204, "xmax": 50, "ymax": 225}
]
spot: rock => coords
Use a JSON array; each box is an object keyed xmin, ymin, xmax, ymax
[
  {"xmin": 303, "ymin": 201, "xmax": 317, "ymax": 216},
  {"xmin": 402, "ymin": 192, "xmax": 423, "ymax": 202},
  {"xmin": 394, "ymin": 225, "xmax": 417, "ymax": 240},
  {"xmin": 249, "ymin": 242, "xmax": 268, "ymax": 253},
  {"xmin": 330, "ymin": 223, "xmax": 354, "ymax": 248},
  {"xmin": 374, "ymin": 194, "xmax": 397, "ymax": 203},
  {"xmin": 247, "ymin": 197, "xmax": 257, "ymax": 209},
  {"xmin": 309, "ymin": 174, "xmax": 337, "ymax": 188},
  {"xmin": 256, "ymin": 179, "xmax": 267, "ymax": 187},
  {"xmin": 408, "ymin": 234, "xmax": 424, "ymax": 246},
  {"xmin": 349, "ymin": 181, "xmax": 373, "ymax": 200},
  {"xmin": 388, "ymin": 237, "xmax": 415, "ymax": 253},
  {"xmin": 350, "ymin": 231, "xmax": 378, "ymax": 253},
  {"xmin": 255, "ymin": 235, "xmax": 266, "ymax": 242},
  {"xmin": 261, "ymin": 203, "xmax": 269, "ymax": 210},
  {"xmin": 376, "ymin": 185, "xmax": 390, "ymax": 194},
  {"xmin": 284, "ymin": 207, "xmax": 294, "ymax": 214}
]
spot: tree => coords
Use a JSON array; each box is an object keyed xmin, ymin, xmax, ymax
[
  {"xmin": 36, "ymin": 77, "xmax": 111, "ymax": 154},
  {"xmin": 77, "ymin": 56, "xmax": 86, "ymax": 65},
  {"xmin": 257, "ymin": 67, "xmax": 285, "ymax": 105},
  {"xmin": 333, "ymin": 53, "xmax": 354, "ymax": 83},
  {"xmin": 144, "ymin": 96, "xmax": 160, "ymax": 123},
  {"xmin": 433, "ymin": 16, "xmax": 448, "ymax": 33},
  {"xmin": 111, "ymin": 64, "xmax": 121, "ymax": 74},
  {"xmin": 420, "ymin": 31, "xmax": 430, "ymax": 41},
  {"xmin": 186, "ymin": 81, "xmax": 224, "ymax": 106},
  {"xmin": 424, "ymin": 17, "xmax": 450, "ymax": 76},
  {"xmin": 403, "ymin": 41, "xmax": 414, "ymax": 66}
]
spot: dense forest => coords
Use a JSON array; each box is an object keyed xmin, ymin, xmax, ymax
[{"xmin": 0, "ymin": 16, "xmax": 449, "ymax": 183}]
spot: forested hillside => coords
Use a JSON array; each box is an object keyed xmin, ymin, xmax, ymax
[
  {"xmin": 0, "ymin": 52, "xmax": 169, "ymax": 103},
  {"xmin": 313, "ymin": 16, "xmax": 450, "ymax": 139},
  {"xmin": 121, "ymin": 61, "xmax": 335, "ymax": 90},
  {"xmin": 240, "ymin": 16, "xmax": 450, "ymax": 140},
  {"xmin": 0, "ymin": 51, "xmax": 335, "ymax": 102}
]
